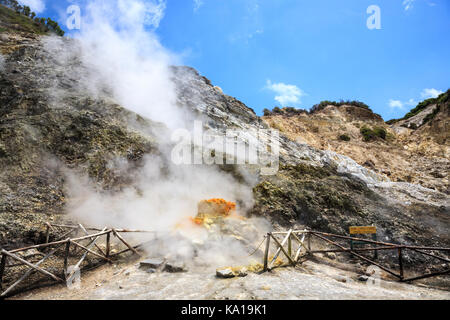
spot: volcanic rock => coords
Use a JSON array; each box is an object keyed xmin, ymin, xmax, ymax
[
  {"xmin": 216, "ymin": 268, "xmax": 235, "ymax": 279},
  {"xmin": 140, "ymin": 258, "xmax": 165, "ymax": 269},
  {"xmin": 163, "ymin": 261, "xmax": 187, "ymax": 273},
  {"xmin": 216, "ymin": 267, "xmax": 248, "ymax": 278}
]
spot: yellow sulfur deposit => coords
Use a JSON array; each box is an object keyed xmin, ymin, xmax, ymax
[
  {"xmin": 191, "ymin": 199, "xmax": 237, "ymax": 226},
  {"xmin": 269, "ymin": 255, "xmax": 284, "ymax": 267}
]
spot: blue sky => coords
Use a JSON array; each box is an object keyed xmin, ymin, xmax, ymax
[{"xmin": 20, "ymin": 0, "xmax": 450, "ymax": 120}]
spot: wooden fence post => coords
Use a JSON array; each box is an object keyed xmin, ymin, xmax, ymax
[
  {"xmin": 63, "ymin": 240, "xmax": 71, "ymax": 280},
  {"xmin": 112, "ymin": 229, "xmax": 140, "ymax": 256},
  {"xmin": 398, "ymin": 248, "xmax": 404, "ymax": 280},
  {"xmin": 293, "ymin": 232, "xmax": 307, "ymax": 263},
  {"xmin": 106, "ymin": 232, "xmax": 111, "ymax": 258},
  {"xmin": 288, "ymin": 234, "xmax": 292, "ymax": 258},
  {"xmin": 0, "ymin": 253, "xmax": 7, "ymax": 290},
  {"xmin": 66, "ymin": 228, "xmax": 107, "ymax": 283},
  {"xmin": 263, "ymin": 233, "xmax": 271, "ymax": 272},
  {"xmin": 270, "ymin": 234, "xmax": 296, "ymax": 265},
  {"xmin": 269, "ymin": 229, "xmax": 293, "ymax": 267},
  {"xmin": 307, "ymin": 232, "xmax": 311, "ymax": 252}
]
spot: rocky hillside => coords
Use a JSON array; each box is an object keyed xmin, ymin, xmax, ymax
[
  {"xmin": 263, "ymin": 97, "xmax": 449, "ymax": 194},
  {"xmin": 0, "ymin": 6, "xmax": 449, "ymax": 269}
]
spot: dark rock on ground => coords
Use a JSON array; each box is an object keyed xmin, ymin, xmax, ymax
[
  {"xmin": 163, "ymin": 261, "xmax": 187, "ymax": 273},
  {"xmin": 358, "ymin": 275, "xmax": 369, "ymax": 282},
  {"xmin": 145, "ymin": 268, "xmax": 156, "ymax": 274},
  {"xmin": 140, "ymin": 258, "xmax": 165, "ymax": 270},
  {"xmin": 216, "ymin": 268, "xmax": 235, "ymax": 279}
]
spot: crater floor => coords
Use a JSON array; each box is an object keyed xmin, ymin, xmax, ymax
[{"xmin": 13, "ymin": 258, "xmax": 450, "ymax": 300}]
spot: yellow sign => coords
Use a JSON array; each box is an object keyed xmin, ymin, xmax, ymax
[{"xmin": 349, "ymin": 226, "xmax": 377, "ymax": 235}]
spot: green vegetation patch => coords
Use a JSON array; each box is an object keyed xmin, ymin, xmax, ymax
[
  {"xmin": 263, "ymin": 100, "xmax": 373, "ymax": 117},
  {"xmin": 263, "ymin": 106, "xmax": 308, "ymax": 117},
  {"xmin": 338, "ymin": 134, "xmax": 351, "ymax": 141},
  {"xmin": 310, "ymin": 100, "xmax": 372, "ymax": 113},
  {"xmin": 360, "ymin": 126, "xmax": 386, "ymax": 142},
  {"xmin": 0, "ymin": 2, "xmax": 64, "ymax": 36}
]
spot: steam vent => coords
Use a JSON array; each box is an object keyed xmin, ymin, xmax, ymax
[{"xmin": 192, "ymin": 199, "xmax": 237, "ymax": 226}]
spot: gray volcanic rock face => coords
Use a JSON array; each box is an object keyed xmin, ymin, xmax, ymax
[
  {"xmin": 0, "ymin": 33, "xmax": 448, "ymax": 269},
  {"xmin": 171, "ymin": 66, "xmax": 261, "ymax": 129}
]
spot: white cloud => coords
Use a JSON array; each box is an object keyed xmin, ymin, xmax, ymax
[
  {"xmin": 421, "ymin": 88, "xmax": 443, "ymax": 99},
  {"xmin": 389, "ymin": 88, "xmax": 443, "ymax": 111},
  {"xmin": 265, "ymin": 80, "xmax": 305, "ymax": 106},
  {"xmin": 141, "ymin": 0, "xmax": 166, "ymax": 28},
  {"xmin": 389, "ymin": 99, "xmax": 404, "ymax": 109},
  {"xmin": 403, "ymin": 0, "xmax": 415, "ymax": 11},
  {"xmin": 19, "ymin": 0, "xmax": 46, "ymax": 13},
  {"xmin": 405, "ymin": 98, "xmax": 417, "ymax": 106},
  {"xmin": 228, "ymin": 0, "xmax": 263, "ymax": 44},
  {"xmin": 193, "ymin": 0, "xmax": 204, "ymax": 12}
]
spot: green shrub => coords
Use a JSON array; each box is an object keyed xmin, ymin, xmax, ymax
[
  {"xmin": 310, "ymin": 100, "xmax": 372, "ymax": 114},
  {"xmin": 272, "ymin": 107, "xmax": 282, "ymax": 114},
  {"xmin": 373, "ymin": 127, "xmax": 387, "ymax": 140},
  {"xmin": 339, "ymin": 134, "xmax": 351, "ymax": 141},
  {"xmin": 264, "ymin": 106, "xmax": 307, "ymax": 117},
  {"xmin": 360, "ymin": 126, "xmax": 386, "ymax": 142},
  {"xmin": 385, "ymin": 119, "xmax": 398, "ymax": 125},
  {"xmin": 409, "ymin": 123, "xmax": 418, "ymax": 130},
  {"xmin": 360, "ymin": 127, "xmax": 375, "ymax": 141},
  {"xmin": 284, "ymin": 107, "xmax": 296, "ymax": 113}
]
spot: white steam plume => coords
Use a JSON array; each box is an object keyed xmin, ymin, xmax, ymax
[
  {"xmin": 65, "ymin": 155, "xmax": 255, "ymax": 232},
  {"xmin": 69, "ymin": 0, "xmax": 183, "ymax": 129}
]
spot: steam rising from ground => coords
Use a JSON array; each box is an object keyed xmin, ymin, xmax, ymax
[
  {"xmin": 64, "ymin": 154, "xmax": 268, "ymax": 266},
  {"xmin": 65, "ymin": 155, "xmax": 255, "ymax": 232},
  {"xmin": 47, "ymin": 0, "xmax": 269, "ymax": 266}
]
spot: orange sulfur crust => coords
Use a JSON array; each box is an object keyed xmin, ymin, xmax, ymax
[{"xmin": 191, "ymin": 198, "xmax": 238, "ymax": 226}]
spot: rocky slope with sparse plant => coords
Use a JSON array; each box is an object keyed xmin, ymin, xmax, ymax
[{"xmin": 262, "ymin": 94, "xmax": 449, "ymax": 194}]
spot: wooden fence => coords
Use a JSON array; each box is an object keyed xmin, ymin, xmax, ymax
[
  {"xmin": 263, "ymin": 229, "xmax": 450, "ymax": 282},
  {"xmin": 2, "ymin": 224, "xmax": 450, "ymax": 298},
  {"xmin": 0, "ymin": 223, "xmax": 155, "ymax": 298}
]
